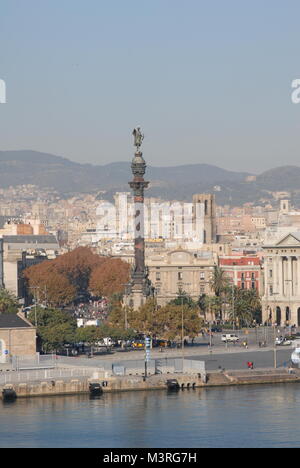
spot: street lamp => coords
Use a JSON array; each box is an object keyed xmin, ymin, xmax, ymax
[
  {"xmin": 231, "ymin": 280, "xmax": 236, "ymax": 333},
  {"xmin": 270, "ymin": 292, "xmax": 280, "ymax": 369},
  {"xmin": 284, "ymin": 279, "xmax": 292, "ymax": 329},
  {"xmin": 122, "ymin": 283, "xmax": 131, "ymax": 330},
  {"xmin": 178, "ymin": 283, "xmax": 192, "ymax": 369},
  {"xmin": 29, "ymin": 286, "xmax": 40, "ymax": 328},
  {"xmin": 208, "ymin": 299, "xmax": 213, "ymax": 352}
]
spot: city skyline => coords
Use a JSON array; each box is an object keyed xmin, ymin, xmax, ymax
[{"xmin": 2, "ymin": 1, "xmax": 300, "ymax": 452}]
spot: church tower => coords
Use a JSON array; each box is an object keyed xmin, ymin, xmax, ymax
[{"xmin": 193, "ymin": 194, "xmax": 217, "ymax": 244}]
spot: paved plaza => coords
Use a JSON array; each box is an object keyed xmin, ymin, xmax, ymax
[{"xmin": 56, "ymin": 330, "xmax": 294, "ymax": 373}]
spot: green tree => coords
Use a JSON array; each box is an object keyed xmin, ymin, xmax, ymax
[
  {"xmin": 102, "ymin": 325, "xmax": 136, "ymax": 342},
  {"xmin": 28, "ymin": 307, "xmax": 77, "ymax": 352},
  {"xmin": 107, "ymin": 298, "xmax": 131, "ymax": 330},
  {"xmin": 228, "ymin": 287, "xmax": 262, "ymax": 327},
  {"xmin": 160, "ymin": 303, "xmax": 203, "ymax": 341},
  {"xmin": 41, "ymin": 322, "xmax": 76, "ymax": 352},
  {"xmin": 210, "ymin": 266, "xmax": 230, "ymax": 296},
  {"xmin": 210, "ymin": 266, "xmax": 230, "ymax": 320},
  {"xmin": 198, "ymin": 294, "xmax": 207, "ymax": 319},
  {"xmin": 169, "ymin": 289, "xmax": 198, "ymax": 308},
  {"xmin": 128, "ymin": 299, "xmax": 165, "ymax": 338},
  {"xmin": 0, "ymin": 288, "xmax": 19, "ymax": 314},
  {"xmin": 76, "ymin": 324, "xmax": 135, "ymax": 345},
  {"xmin": 128, "ymin": 299, "xmax": 203, "ymax": 342},
  {"xmin": 204, "ymin": 295, "xmax": 223, "ymax": 321},
  {"xmin": 75, "ymin": 326, "xmax": 105, "ymax": 345}
]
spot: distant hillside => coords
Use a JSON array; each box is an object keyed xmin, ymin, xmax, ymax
[
  {"xmin": 0, "ymin": 150, "xmax": 299, "ymax": 206},
  {"xmin": 0, "ymin": 149, "xmax": 250, "ymax": 193},
  {"xmin": 255, "ymin": 166, "xmax": 300, "ymax": 191}
]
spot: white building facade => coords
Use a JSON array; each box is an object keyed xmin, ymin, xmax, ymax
[{"xmin": 262, "ymin": 233, "xmax": 300, "ymax": 326}]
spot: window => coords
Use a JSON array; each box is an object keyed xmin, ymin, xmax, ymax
[
  {"xmin": 156, "ymin": 272, "xmax": 161, "ymax": 281},
  {"xmin": 252, "ymin": 282, "xmax": 256, "ymax": 290},
  {"xmin": 269, "ymin": 270, "xmax": 273, "ymax": 279},
  {"xmin": 200, "ymin": 272, "xmax": 205, "ymax": 280},
  {"xmin": 270, "ymin": 285, "xmax": 273, "ymax": 295},
  {"xmin": 178, "ymin": 272, "xmax": 183, "ymax": 281},
  {"xmin": 205, "ymin": 200, "xmax": 208, "ymax": 216}
]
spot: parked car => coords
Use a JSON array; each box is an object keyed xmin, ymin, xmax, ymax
[
  {"xmin": 275, "ymin": 337, "xmax": 284, "ymax": 346},
  {"xmin": 222, "ymin": 334, "xmax": 239, "ymax": 343},
  {"xmin": 132, "ymin": 340, "xmax": 145, "ymax": 349},
  {"xmin": 282, "ymin": 339, "xmax": 293, "ymax": 346},
  {"xmin": 276, "ymin": 337, "xmax": 293, "ymax": 346},
  {"xmin": 94, "ymin": 338, "xmax": 115, "ymax": 348},
  {"xmin": 211, "ymin": 326, "xmax": 222, "ymax": 333},
  {"xmin": 152, "ymin": 339, "xmax": 170, "ymax": 348}
]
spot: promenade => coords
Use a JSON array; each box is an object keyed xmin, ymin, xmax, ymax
[{"xmin": 56, "ymin": 339, "xmax": 294, "ymax": 373}]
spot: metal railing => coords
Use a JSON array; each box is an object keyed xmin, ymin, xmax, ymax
[
  {"xmin": 0, "ymin": 367, "xmax": 99, "ymax": 385},
  {"xmin": 12, "ymin": 354, "xmax": 57, "ymax": 371}
]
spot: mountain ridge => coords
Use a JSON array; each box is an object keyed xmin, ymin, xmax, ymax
[{"xmin": 0, "ymin": 150, "xmax": 299, "ymax": 206}]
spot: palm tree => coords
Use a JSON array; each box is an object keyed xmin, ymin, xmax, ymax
[
  {"xmin": 209, "ymin": 266, "xmax": 230, "ymax": 321},
  {"xmin": 228, "ymin": 287, "xmax": 262, "ymax": 327},
  {"xmin": 228, "ymin": 306, "xmax": 253, "ymax": 328},
  {"xmin": 210, "ymin": 266, "xmax": 230, "ymax": 296},
  {"xmin": 0, "ymin": 288, "xmax": 19, "ymax": 314}
]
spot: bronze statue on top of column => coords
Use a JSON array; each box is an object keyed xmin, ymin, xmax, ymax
[{"xmin": 132, "ymin": 126, "xmax": 144, "ymax": 153}]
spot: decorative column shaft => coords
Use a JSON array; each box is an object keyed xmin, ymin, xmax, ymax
[{"xmin": 129, "ymin": 151, "xmax": 149, "ymax": 282}]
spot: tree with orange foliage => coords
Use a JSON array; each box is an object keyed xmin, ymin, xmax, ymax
[
  {"xmin": 54, "ymin": 247, "xmax": 106, "ymax": 293},
  {"xmin": 24, "ymin": 248, "xmax": 130, "ymax": 306},
  {"xmin": 89, "ymin": 258, "xmax": 130, "ymax": 298},
  {"xmin": 24, "ymin": 261, "xmax": 76, "ymax": 307}
]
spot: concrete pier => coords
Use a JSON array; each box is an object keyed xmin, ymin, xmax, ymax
[{"xmin": 1, "ymin": 368, "xmax": 300, "ymax": 399}]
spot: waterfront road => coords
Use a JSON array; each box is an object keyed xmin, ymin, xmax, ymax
[
  {"xmin": 189, "ymin": 349, "xmax": 292, "ymax": 371},
  {"xmin": 57, "ymin": 346, "xmax": 294, "ymax": 372},
  {"xmin": 56, "ymin": 329, "xmax": 299, "ymax": 371}
]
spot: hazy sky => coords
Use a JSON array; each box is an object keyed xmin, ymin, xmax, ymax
[{"xmin": 1, "ymin": 0, "xmax": 300, "ymax": 172}]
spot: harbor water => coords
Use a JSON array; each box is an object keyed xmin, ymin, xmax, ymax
[{"xmin": 1, "ymin": 384, "xmax": 300, "ymax": 448}]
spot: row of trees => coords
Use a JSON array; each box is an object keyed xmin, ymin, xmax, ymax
[
  {"xmin": 108, "ymin": 298, "xmax": 203, "ymax": 341},
  {"xmin": 27, "ymin": 295, "xmax": 204, "ymax": 352},
  {"xmin": 24, "ymin": 247, "xmax": 130, "ymax": 307},
  {"xmin": 27, "ymin": 288, "xmax": 262, "ymax": 353},
  {"xmin": 25, "ymin": 273, "xmax": 262, "ymax": 352},
  {"xmin": 24, "ymin": 250, "xmax": 261, "ymax": 328},
  {"xmin": 27, "ymin": 307, "xmax": 135, "ymax": 353}
]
